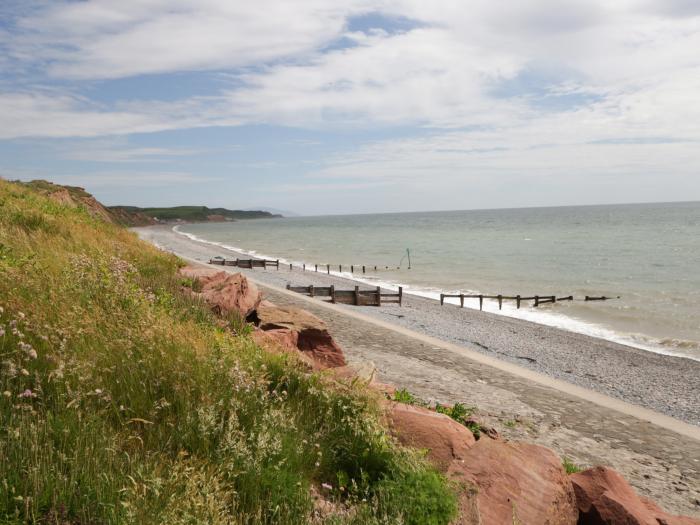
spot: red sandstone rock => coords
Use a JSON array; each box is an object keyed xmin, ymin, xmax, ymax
[
  {"xmin": 387, "ymin": 402, "xmax": 476, "ymax": 471},
  {"xmin": 572, "ymin": 466, "xmax": 700, "ymax": 525},
  {"xmin": 250, "ymin": 328, "xmax": 316, "ymax": 370},
  {"xmin": 452, "ymin": 439, "xmax": 578, "ymax": 525},
  {"xmin": 179, "ymin": 267, "xmax": 262, "ymax": 318},
  {"xmin": 256, "ymin": 303, "xmax": 346, "ymax": 369}
]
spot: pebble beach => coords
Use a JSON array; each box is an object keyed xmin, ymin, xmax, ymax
[{"xmin": 136, "ymin": 225, "xmax": 700, "ymax": 426}]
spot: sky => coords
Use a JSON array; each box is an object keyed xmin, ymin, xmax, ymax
[{"xmin": 1, "ymin": 0, "xmax": 699, "ymax": 215}]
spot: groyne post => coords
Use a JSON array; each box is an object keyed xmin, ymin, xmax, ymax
[
  {"xmin": 460, "ymin": 294, "xmax": 464, "ymax": 308},
  {"xmin": 479, "ymin": 295, "xmax": 483, "ymax": 311},
  {"xmin": 276, "ymin": 259, "xmax": 279, "ymax": 271},
  {"xmin": 440, "ymin": 293, "xmax": 445, "ymax": 306},
  {"xmin": 327, "ymin": 264, "xmax": 330, "ymax": 275},
  {"xmin": 351, "ymin": 265, "xmax": 354, "ymax": 273},
  {"xmin": 339, "ymin": 264, "xmax": 342, "ymax": 273},
  {"xmin": 315, "ymin": 264, "xmax": 318, "ymax": 272},
  {"xmin": 354, "ymin": 285, "xmax": 359, "ymax": 306},
  {"xmin": 516, "ymin": 295, "xmax": 521, "ymax": 309},
  {"xmin": 362, "ymin": 265, "xmax": 366, "ymax": 274},
  {"xmin": 498, "ymin": 294, "xmax": 503, "ymax": 310},
  {"xmin": 303, "ymin": 264, "xmax": 306, "ymax": 271},
  {"xmin": 310, "ymin": 284, "xmax": 315, "ymax": 298},
  {"xmin": 377, "ymin": 286, "xmax": 382, "ymax": 306},
  {"xmin": 534, "ymin": 296, "xmax": 540, "ymax": 307},
  {"xmin": 330, "ymin": 285, "xmax": 336, "ymax": 303},
  {"xmin": 398, "ymin": 286, "xmax": 403, "ymax": 306}
]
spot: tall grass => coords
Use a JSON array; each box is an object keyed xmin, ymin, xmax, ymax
[{"xmin": 0, "ymin": 179, "xmax": 456, "ymax": 524}]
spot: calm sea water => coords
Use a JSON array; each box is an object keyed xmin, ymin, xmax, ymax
[{"xmin": 177, "ymin": 202, "xmax": 700, "ymax": 361}]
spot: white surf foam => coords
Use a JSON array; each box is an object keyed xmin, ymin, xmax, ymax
[{"xmin": 172, "ymin": 226, "xmax": 700, "ymax": 362}]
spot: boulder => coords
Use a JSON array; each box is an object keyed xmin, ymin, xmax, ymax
[
  {"xmin": 179, "ymin": 267, "xmax": 262, "ymax": 319},
  {"xmin": 256, "ymin": 303, "xmax": 346, "ymax": 369},
  {"xmin": 453, "ymin": 439, "xmax": 578, "ymax": 525},
  {"xmin": 386, "ymin": 402, "xmax": 476, "ymax": 472},
  {"xmin": 250, "ymin": 328, "xmax": 315, "ymax": 370},
  {"xmin": 571, "ymin": 466, "xmax": 700, "ymax": 525}
]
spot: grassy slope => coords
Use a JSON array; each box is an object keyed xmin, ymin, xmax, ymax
[{"xmin": 0, "ymin": 179, "xmax": 456, "ymax": 525}]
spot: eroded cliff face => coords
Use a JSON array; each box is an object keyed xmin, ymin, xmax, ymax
[{"xmin": 15, "ymin": 179, "xmax": 156, "ymax": 226}]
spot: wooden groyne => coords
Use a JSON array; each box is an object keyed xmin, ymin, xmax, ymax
[
  {"xmin": 287, "ymin": 284, "xmax": 402, "ymax": 307},
  {"xmin": 440, "ymin": 293, "xmax": 618, "ymax": 310},
  {"xmin": 209, "ymin": 257, "xmax": 280, "ymax": 269},
  {"xmin": 210, "ymin": 257, "xmax": 407, "ymax": 273}
]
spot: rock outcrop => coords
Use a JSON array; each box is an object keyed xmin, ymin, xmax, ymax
[
  {"xmin": 179, "ymin": 267, "xmax": 262, "ymax": 318},
  {"xmin": 387, "ymin": 402, "xmax": 476, "ymax": 471},
  {"xmin": 451, "ymin": 439, "xmax": 578, "ymax": 525},
  {"xmin": 572, "ymin": 466, "xmax": 700, "ymax": 525},
  {"xmin": 256, "ymin": 302, "xmax": 346, "ymax": 369}
]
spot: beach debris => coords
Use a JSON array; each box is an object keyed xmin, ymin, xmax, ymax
[{"xmin": 571, "ymin": 466, "xmax": 700, "ymax": 525}]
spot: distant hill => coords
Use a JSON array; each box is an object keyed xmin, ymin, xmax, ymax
[
  {"xmin": 108, "ymin": 205, "xmax": 282, "ymax": 224},
  {"xmin": 12, "ymin": 180, "xmax": 280, "ymax": 226}
]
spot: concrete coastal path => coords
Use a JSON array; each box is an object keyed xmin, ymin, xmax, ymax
[{"xmin": 136, "ymin": 226, "xmax": 700, "ymax": 516}]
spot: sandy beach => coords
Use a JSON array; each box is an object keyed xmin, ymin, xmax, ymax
[{"xmin": 135, "ymin": 224, "xmax": 700, "ymax": 516}]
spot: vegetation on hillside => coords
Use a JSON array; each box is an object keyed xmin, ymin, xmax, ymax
[
  {"xmin": 0, "ymin": 179, "xmax": 456, "ymax": 524},
  {"xmin": 109, "ymin": 205, "xmax": 282, "ymax": 222}
]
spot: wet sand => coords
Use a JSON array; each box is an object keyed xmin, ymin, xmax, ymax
[{"xmin": 135, "ymin": 225, "xmax": 700, "ymax": 515}]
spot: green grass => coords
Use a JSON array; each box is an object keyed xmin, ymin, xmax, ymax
[
  {"xmin": 562, "ymin": 458, "xmax": 582, "ymax": 474},
  {"xmin": 0, "ymin": 179, "xmax": 457, "ymax": 524}
]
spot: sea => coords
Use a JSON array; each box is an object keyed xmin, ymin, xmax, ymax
[{"xmin": 175, "ymin": 202, "xmax": 700, "ymax": 362}]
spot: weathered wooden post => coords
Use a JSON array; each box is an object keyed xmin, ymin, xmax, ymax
[
  {"xmin": 327, "ymin": 264, "xmax": 330, "ymax": 275},
  {"xmin": 534, "ymin": 296, "xmax": 540, "ymax": 307},
  {"xmin": 516, "ymin": 295, "xmax": 521, "ymax": 309},
  {"xmin": 289, "ymin": 263, "xmax": 292, "ymax": 271},
  {"xmin": 498, "ymin": 294, "xmax": 503, "ymax": 310},
  {"xmin": 351, "ymin": 265, "xmax": 354, "ymax": 273},
  {"xmin": 374, "ymin": 265, "xmax": 377, "ymax": 271},
  {"xmin": 354, "ymin": 285, "xmax": 359, "ymax": 306},
  {"xmin": 376, "ymin": 286, "xmax": 382, "ymax": 306},
  {"xmin": 286, "ymin": 284, "xmax": 290, "ymax": 290},
  {"xmin": 398, "ymin": 286, "xmax": 403, "ymax": 306},
  {"xmin": 460, "ymin": 294, "xmax": 464, "ymax": 308},
  {"xmin": 315, "ymin": 264, "xmax": 318, "ymax": 272},
  {"xmin": 479, "ymin": 295, "xmax": 483, "ymax": 311},
  {"xmin": 330, "ymin": 285, "xmax": 335, "ymax": 303},
  {"xmin": 276, "ymin": 259, "xmax": 280, "ymax": 270},
  {"xmin": 310, "ymin": 284, "xmax": 315, "ymax": 298},
  {"xmin": 236, "ymin": 258, "xmax": 239, "ymax": 267},
  {"xmin": 303, "ymin": 263, "xmax": 305, "ymax": 271},
  {"xmin": 339, "ymin": 264, "xmax": 342, "ymax": 273},
  {"xmin": 362, "ymin": 265, "xmax": 366, "ymax": 274},
  {"xmin": 440, "ymin": 293, "xmax": 445, "ymax": 306}
]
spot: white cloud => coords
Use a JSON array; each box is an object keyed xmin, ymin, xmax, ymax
[
  {"xmin": 8, "ymin": 0, "xmax": 372, "ymax": 80},
  {"xmin": 1, "ymin": 0, "xmax": 699, "ymax": 209}
]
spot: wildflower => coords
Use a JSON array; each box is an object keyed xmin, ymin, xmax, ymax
[
  {"xmin": 28, "ymin": 349, "xmax": 37, "ymax": 359},
  {"xmin": 95, "ymin": 388, "xmax": 103, "ymax": 395},
  {"xmin": 315, "ymin": 462, "xmax": 320, "ymax": 467},
  {"xmin": 17, "ymin": 312, "xmax": 25, "ymax": 320},
  {"xmin": 20, "ymin": 368, "xmax": 29, "ymax": 376},
  {"xmin": 18, "ymin": 389, "xmax": 35, "ymax": 399},
  {"xmin": 0, "ymin": 306, "xmax": 4, "ymax": 314},
  {"xmin": 321, "ymin": 483, "xmax": 333, "ymax": 491},
  {"xmin": 3, "ymin": 391, "xmax": 11, "ymax": 397},
  {"xmin": 0, "ymin": 327, "xmax": 4, "ymax": 337}
]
